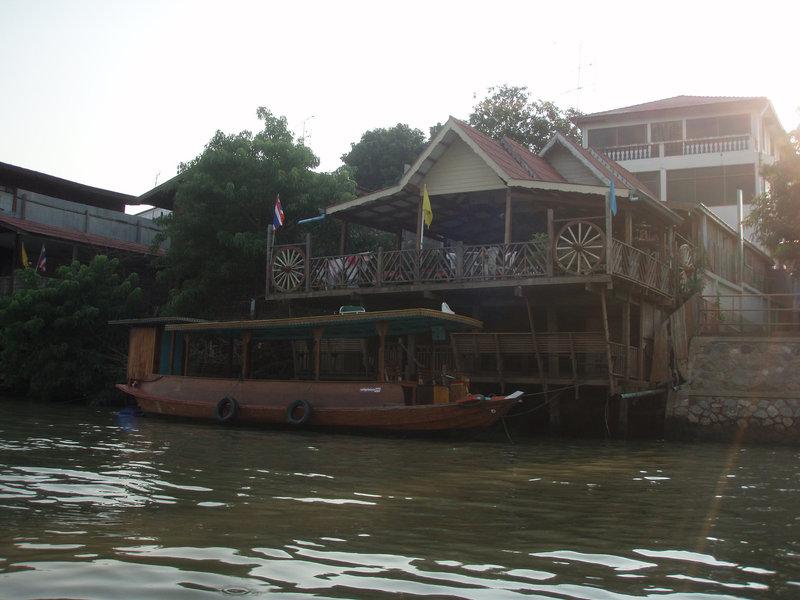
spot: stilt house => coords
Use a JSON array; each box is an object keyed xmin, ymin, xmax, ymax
[{"xmin": 264, "ymin": 118, "xmax": 685, "ymax": 434}]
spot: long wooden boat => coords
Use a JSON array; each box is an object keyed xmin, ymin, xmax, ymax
[{"xmin": 114, "ymin": 309, "xmax": 522, "ymax": 433}]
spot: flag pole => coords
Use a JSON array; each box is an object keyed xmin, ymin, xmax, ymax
[{"xmin": 266, "ymin": 224, "xmax": 274, "ymax": 299}]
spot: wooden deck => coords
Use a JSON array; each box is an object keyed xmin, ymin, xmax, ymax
[{"xmin": 268, "ymin": 238, "xmax": 673, "ymax": 301}]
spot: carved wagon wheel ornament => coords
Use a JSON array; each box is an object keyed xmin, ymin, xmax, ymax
[
  {"xmin": 271, "ymin": 246, "xmax": 306, "ymax": 292},
  {"xmin": 555, "ymin": 220, "xmax": 606, "ymax": 275},
  {"xmin": 678, "ymin": 243, "xmax": 696, "ymax": 293}
]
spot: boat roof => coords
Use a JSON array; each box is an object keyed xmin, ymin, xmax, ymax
[{"xmin": 163, "ymin": 308, "xmax": 483, "ymax": 340}]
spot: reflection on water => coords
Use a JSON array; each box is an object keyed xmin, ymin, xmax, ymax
[{"xmin": 0, "ymin": 399, "xmax": 798, "ymax": 599}]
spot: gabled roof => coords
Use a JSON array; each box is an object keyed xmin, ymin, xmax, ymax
[
  {"xmin": 575, "ymin": 95, "xmax": 783, "ymax": 130},
  {"xmin": 324, "ymin": 117, "xmax": 681, "ymax": 238},
  {"xmin": 539, "ymin": 133, "xmax": 679, "ymax": 224}
]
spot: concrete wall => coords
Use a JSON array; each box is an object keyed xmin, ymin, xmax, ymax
[{"xmin": 666, "ymin": 336, "xmax": 800, "ymax": 443}]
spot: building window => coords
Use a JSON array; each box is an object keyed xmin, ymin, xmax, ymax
[
  {"xmin": 588, "ymin": 124, "xmax": 647, "ymax": 148},
  {"xmin": 686, "ymin": 114, "xmax": 750, "ymax": 139},
  {"xmin": 651, "ymin": 121, "xmax": 682, "ymax": 142},
  {"xmin": 666, "ymin": 164, "xmax": 755, "ymax": 206},
  {"xmin": 633, "ymin": 171, "xmax": 661, "ymax": 199}
]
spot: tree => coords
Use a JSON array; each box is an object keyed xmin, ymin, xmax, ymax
[
  {"xmin": 744, "ymin": 118, "xmax": 800, "ymax": 277},
  {"xmin": 152, "ymin": 108, "xmax": 357, "ymax": 317},
  {"xmin": 0, "ymin": 256, "xmax": 142, "ymax": 401},
  {"xmin": 469, "ymin": 84, "xmax": 582, "ymax": 152},
  {"xmin": 341, "ymin": 123, "xmax": 427, "ymax": 191}
]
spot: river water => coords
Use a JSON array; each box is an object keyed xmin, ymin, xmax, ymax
[{"xmin": 0, "ymin": 400, "xmax": 798, "ymax": 599}]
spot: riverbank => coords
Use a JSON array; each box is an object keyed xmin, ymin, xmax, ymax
[{"xmin": 666, "ymin": 336, "xmax": 800, "ymax": 444}]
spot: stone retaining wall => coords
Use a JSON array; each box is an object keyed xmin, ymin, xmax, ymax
[{"xmin": 666, "ymin": 337, "xmax": 800, "ymax": 443}]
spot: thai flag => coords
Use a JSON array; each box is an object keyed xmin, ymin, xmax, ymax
[
  {"xmin": 273, "ymin": 195, "xmax": 285, "ymax": 230},
  {"xmin": 35, "ymin": 244, "xmax": 46, "ymax": 272}
]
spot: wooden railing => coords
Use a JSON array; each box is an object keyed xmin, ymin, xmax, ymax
[
  {"xmin": 610, "ymin": 239, "xmax": 672, "ymax": 296},
  {"xmin": 450, "ymin": 332, "xmax": 644, "ymax": 383},
  {"xmin": 274, "ymin": 237, "xmax": 673, "ymax": 298}
]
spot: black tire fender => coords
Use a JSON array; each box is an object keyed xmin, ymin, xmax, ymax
[
  {"xmin": 286, "ymin": 399, "xmax": 313, "ymax": 425},
  {"xmin": 215, "ymin": 396, "xmax": 239, "ymax": 423}
]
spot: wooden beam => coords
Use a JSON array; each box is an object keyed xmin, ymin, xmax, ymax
[
  {"xmin": 376, "ymin": 321, "xmax": 389, "ymax": 382},
  {"xmin": 241, "ymin": 330, "xmax": 252, "ymax": 379},
  {"xmin": 600, "ymin": 290, "xmax": 616, "ymax": 396},
  {"xmin": 312, "ymin": 326, "xmax": 325, "ymax": 380},
  {"xmin": 504, "ymin": 189, "xmax": 512, "ymax": 244}
]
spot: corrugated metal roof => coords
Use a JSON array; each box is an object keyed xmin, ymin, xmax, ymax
[{"xmin": 0, "ymin": 214, "xmax": 163, "ymax": 256}]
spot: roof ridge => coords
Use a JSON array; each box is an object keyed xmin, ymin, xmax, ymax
[{"xmin": 500, "ymin": 137, "xmax": 539, "ymax": 180}]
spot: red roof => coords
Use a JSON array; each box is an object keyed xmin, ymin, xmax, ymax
[
  {"xmin": 576, "ymin": 95, "xmax": 770, "ymax": 122},
  {"xmin": 451, "ymin": 119, "xmax": 535, "ymax": 181},
  {"xmin": 0, "ymin": 214, "xmax": 163, "ymax": 256},
  {"xmin": 500, "ymin": 136, "xmax": 566, "ymax": 183}
]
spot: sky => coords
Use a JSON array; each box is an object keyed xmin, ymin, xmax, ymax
[{"xmin": 1, "ymin": 0, "xmax": 798, "ymax": 203}]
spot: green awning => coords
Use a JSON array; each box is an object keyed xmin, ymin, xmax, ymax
[{"xmin": 163, "ymin": 308, "xmax": 482, "ymax": 340}]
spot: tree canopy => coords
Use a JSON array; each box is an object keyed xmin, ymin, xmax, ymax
[
  {"xmin": 469, "ymin": 84, "xmax": 582, "ymax": 152},
  {"xmin": 341, "ymin": 123, "xmax": 427, "ymax": 191},
  {"xmin": 152, "ymin": 108, "xmax": 363, "ymax": 317},
  {"xmin": 744, "ymin": 118, "xmax": 800, "ymax": 277},
  {"xmin": 0, "ymin": 256, "xmax": 142, "ymax": 401}
]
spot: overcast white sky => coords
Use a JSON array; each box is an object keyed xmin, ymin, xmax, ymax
[{"xmin": 1, "ymin": 0, "xmax": 797, "ymax": 201}]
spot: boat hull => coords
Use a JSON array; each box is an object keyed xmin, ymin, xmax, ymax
[{"xmin": 116, "ymin": 376, "xmax": 520, "ymax": 432}]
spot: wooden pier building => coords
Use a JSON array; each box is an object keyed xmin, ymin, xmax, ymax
[{"xmin": 263, "ymin": 118, "xmax": 687, "ymax": 436}]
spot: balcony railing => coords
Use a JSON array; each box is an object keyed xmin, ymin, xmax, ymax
[
  {"xmin": 602, "ymin": 135, "xmax": 751, "ymax": 162},
  {"xmin": 270, "ymin": 236, "xmax": 674, "ymax": 298}
]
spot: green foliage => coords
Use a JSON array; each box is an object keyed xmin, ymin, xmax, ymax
[
  {"xmin": 152, "ymin": 108, "xmax": 357, "ymax": 316},
  {"xmin": 469, "ymin": 84, "xmax": 583, "ymax": 152},
  {"xmin": 341, "ymin": 123, "xmax": 427, "ymax": 191},
  {"xmin": 0, "ymin": 256, "xmax": 143, "ymax": 402},
  {"xmin": 744, "ymin": 119, "xmax": 800, "ymax": 277}
]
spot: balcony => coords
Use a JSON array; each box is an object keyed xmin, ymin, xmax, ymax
[
  {"xmin": 268, "ymin": 231, "xmax": 674, "ymax": 300},
  {"xmin": 602, "ymin": 134, "xmax": 751, "ymax": 162}
]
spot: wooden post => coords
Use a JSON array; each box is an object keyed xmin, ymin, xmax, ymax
[
  {"xmin": 605, "ymin": 190, "xmax": 613, "ymax": 276},
  {"xmin": 312, "ymin": 326, "xmax": 325, "ymax": 381},
  {"xmin": 182, "ymin": 334, "xmax": 191, "ymax": 376},
  {"xmin": 546, "ymin": 208, "xmax": 554, "ymax": 277},
  {"xmin": 416, "ymin": 191, "xmax": 424, "ymax": 250},
  {"xmin": 547, "ymin": 307, "xmax": 558, "ymax": 377},
  {"xmin": 504, "ymin": 189, "xmax": 512, "ymax": 245},
  {"xmin": 622, "ymin": 300, "xmax": 631, "ymax": 381},
  {"xmin": 600, "ymin": 290, "xmax": 616, "ymax": 396},
  {"xmin": 168, "ymin": 332, "xmax": 176, "ymax": 375},
  {"xmin": 241, "ymin": 330, "xmax": 252, "ymax": 379},
  {"xmin": 339, "ymin": 221, "xmax": 348, "ymax": 255},
  {"xmin": 525, "ymin": 296, "xmax": 548, "ymax": 397},
  {"xmin": 376, "ymin": 321, "xmax": 389, "ymax": 381},
  {"xmin": 305, "ymin": 233, "xmax": 312, "ymax": 292}
]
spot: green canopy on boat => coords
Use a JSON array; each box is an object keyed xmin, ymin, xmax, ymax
[{"xmin": 161, "ymin": 308, "xmax": 482, "ymax": 340}]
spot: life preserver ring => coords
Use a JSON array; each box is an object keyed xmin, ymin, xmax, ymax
[
  {"xmin": 286, "ymin": 399, "xmax": 313, "ymax": 425},
  {"xmin": 215, "ymin": 396, "xmax": 238, "ymax": 423}
]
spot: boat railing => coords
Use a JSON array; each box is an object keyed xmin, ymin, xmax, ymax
[{"xmin": 271, "ymin": 236, "xmax": 671, "ymax": 297}]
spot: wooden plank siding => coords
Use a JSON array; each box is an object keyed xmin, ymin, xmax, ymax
[{"xmin": 422, "ymin": 138, "xmax": 505, "ymax": 195}]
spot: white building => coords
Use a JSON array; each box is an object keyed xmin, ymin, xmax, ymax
[{"xmin": 574, "ymin": 96, "xmax": 785, "ymax": 232}]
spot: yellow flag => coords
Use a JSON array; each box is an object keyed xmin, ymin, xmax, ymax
[
  {"xmin": 21, "ymin": 241, "xmax": 29, "ymax": 268},
  {"xmin": 422, "ymin": 185, "xmax": 433, "ymax": 228}
]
